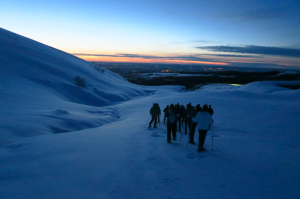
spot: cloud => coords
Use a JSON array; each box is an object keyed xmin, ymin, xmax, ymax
[
  {"xmin": 201, "ymin": 54, "xmax": 263, "ymax": 58},
  {"xmin": 196, "ymin": 45, "xmax": 300, "ymax": 58},
  {"xmin": 73, "ymin": 53, "xmax": 217, "ymax": 62},
  {"xmin": 73, "ymin": 52, "xmax": 300, "ymax": 69},
  {"xmin": 168, "ymin": 40, "xmax": 221, "ymax": 46}
]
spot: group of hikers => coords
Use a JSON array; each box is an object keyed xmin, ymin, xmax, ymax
[{"xmin": 149, "ymin": 103, "xmax": 214, "ymax": 152}]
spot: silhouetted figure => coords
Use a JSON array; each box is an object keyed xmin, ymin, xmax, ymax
[
  {"xmin": 180, "ymin": 105, "xmax": 186, "ymax": 126},
  {"xmin": 157, "ymin": 103, "xmax": 161, "ymax": 123},
  {"xmin": 149, "ymin": 103, "xmax": 159, "ymax": 128},
  {"xmin": 163, "ymin": 105, "xmax": 169, "ymax": 123},
  {"xmin": 174, "ymin": 103, "xmax": 181, "ymax": 132},
  {"xmin": 189, "ymin": 106, "xmax": 198, "ymax": 144},
  {"xmin": 185, "ymin": 103, "xmax": 194, "ymax": 134},
  {"xmin": 166, "ymin": 104, "xmax": 177, "ymax": 142},
  {"xmin": 208, "ymin": 104, "xmax": 214, "ymax": 116},
  {"xmin": 196, "ymin": 104, "xmax": 202, "ymax": 112}
]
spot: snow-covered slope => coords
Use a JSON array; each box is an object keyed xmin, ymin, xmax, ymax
[
  {"xmin": 0, "ymin": 28, "xmax": 156, "ymax": 142},
  {"xmin": 1, "ymin": 28, "xmax": 300, "ymax": 199},
  {"xmin": 1, "ymin": 81, "xmax": 300, "ymax": 199}
]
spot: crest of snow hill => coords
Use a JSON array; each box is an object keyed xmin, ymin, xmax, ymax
[{"xmin": 0, "ymin": 28, "xmax": 153, "ymax": 143}]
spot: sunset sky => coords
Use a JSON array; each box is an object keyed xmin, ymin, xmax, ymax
[{"xmin": 1, "ymin": 0, "xmax": 300, "ymax": 69}]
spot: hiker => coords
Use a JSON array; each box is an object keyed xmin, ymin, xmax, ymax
[
  {"xmin": 157, "ymin": 103, "xmax": 161, "ymax": 123},
  {"xmin": 180, "ymin": 105, "xmax": 186, "ymax": 126},
  {"xmin": 185, "ymin": 103, "xmax": 193, "ymax": 134},
  {"xmin": 188, "ymin": 106, "xmax": 198, "ymax": 144},
  {"xmin": 192, "ymin": 104, "xmax": 214, "ymax": 152},
  {"xmin": 166, "ymin": 104, "xmax": 177, "ymax": 143},
  {"xmin": 149, "ymin": 103, "xmax": 159, "ymax": 128},
  {"xmin": 196, "ymin": 104, "xmax": 202, "ymax": 112},
  {"xmin": 174, "ymin": 103, "xmax": 181, "ymax": 132},
  {"xmin": 208, "ymin": 105, "xmax": 214, "ymax": 116},
  {"xmin": 163, "ymin": 105, "xmax": 169, "ymax": 123}
]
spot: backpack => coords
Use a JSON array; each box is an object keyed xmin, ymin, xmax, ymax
[{"xmin": 168, "ymin": 111, "xmax": 176, "ymax": 124}]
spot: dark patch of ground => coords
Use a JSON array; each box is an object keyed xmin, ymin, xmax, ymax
[{"xmin": 127, "ymin": 71, "xmax": 300, "ymax": 90}]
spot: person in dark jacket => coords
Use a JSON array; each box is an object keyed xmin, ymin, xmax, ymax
[
  {"xmin": 180, "ymin": 105, "xmax": 186, "ymax": 126},
  {"xmin": 196, "ymin": 104, "xmax": 202, "ymax": 112},
  {"xmin": 166, "ymin": 104, "xmax": 177, "ymax": 143},
  {"xmin": 174, "ymin": 103, "xmax": 182, "ymax": 132},
  {"xmin": 149, "ymin": 103, "xmax": 159, "ymax": 128},
  {"xmin": 208, "ymin": 105, "xmax": 214, "ymax": 116},
  {"xmin": 163, "ymin": 105, "xmax": 169, "ymax": 123},
  {"xmin": 157, "ymin": 103, "xmax": 161, "ymax": 123},
  {"xmin": 188, "ymin": 106, "xmax": 198, "ymax": 144},
  {"xmin": 185, "ymin": 103, "xmax": 191, "ymax": 134},
  {"xmin": 185, "ymin": 103, "xmax": 194, "ymax": 134}
]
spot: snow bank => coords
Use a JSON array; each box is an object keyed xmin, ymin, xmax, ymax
[
  {"xmin": 271, "ymin": 71, "xmax": 300, "ymax": 77},
  {"xmin": 198, "ymin": 81, "xmax": 300, "ymax": 94},
  {"xmin": 237, "ymin": 81, "xmax": 300, "ymax": 93},
  {"xmin": 237, "ymin": 81, "xmax": 289, "ymax": 93}
]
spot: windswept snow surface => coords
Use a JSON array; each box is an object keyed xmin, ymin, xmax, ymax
[{"xmin": 1, "ymin": 28, "xmax": 300, "ymax": 199}]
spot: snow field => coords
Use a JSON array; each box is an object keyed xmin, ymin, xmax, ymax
[
  {"xmin": 1, "ymin": 27, "xmax": 300, "ymax": 199},
  {"xmin": 2, "ymin": 84, "xmax": 300, "ymax": 199}
]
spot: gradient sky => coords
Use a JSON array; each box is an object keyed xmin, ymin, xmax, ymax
[{"xmin": 1, "ymin": 0, "xmax": 300, "ymax": 69}]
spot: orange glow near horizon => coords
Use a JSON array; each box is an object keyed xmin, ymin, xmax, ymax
[{"xmin": 75, "ymin": 55, "xmax": 229, "ymax": 66}]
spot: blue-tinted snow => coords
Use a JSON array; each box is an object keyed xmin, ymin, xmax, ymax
[{"xmin": 0, "ymin": 27, "xmax": 300, "ymax": 199}]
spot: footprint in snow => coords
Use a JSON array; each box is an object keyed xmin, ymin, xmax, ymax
[
  {"xmin": 186, "ymin": 153, "xmax": 208, "ymax": 160},
  {"xmin": 150, "ymin": 134, "xmax": 164, "ymax": 137}
]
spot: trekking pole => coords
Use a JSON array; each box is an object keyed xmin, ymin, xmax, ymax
[
  {"xmin": 186, "ymin": 131, "xmax": 190, "ymax": 148},
  {"xmin": 179, "ymin": 130, "xmax": 183, "ymax": 141},
  {"xmin": 159, "ymin": 118, "xmax": 162, "ymax": 130},
  {"xmin": 144, "ymin": 114, "xmax": 151, "ymax": 128},
  {"xmin": 211, "ymin": 125, "xmax": 214, "ymax": 151},
  {"xmin": 179, "ymin": 122, "xmax": 183, "ymax": 141}
]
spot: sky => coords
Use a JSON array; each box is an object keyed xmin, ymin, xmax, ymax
[{"xmin": 1, "ymin": 0, "xmax": 300, "ymax": 69}]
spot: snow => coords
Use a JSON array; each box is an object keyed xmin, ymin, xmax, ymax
[
  {"xmin": 272, "ymin": 71, "xmax": 300, "ymax": 77},
  {"xmin": 1, "ymin": 27, "xmax": 300, "ymax": 199}
]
